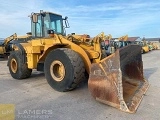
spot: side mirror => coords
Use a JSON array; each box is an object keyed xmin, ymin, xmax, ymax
[
  {"xmin": 64, "ymin": 16, "xmax": 68, "ymax": 20},
  {"xmin": 63, "ymin": 16, "xmax": 70, "ymax": 28},
  {"xmin": 65, "ymin": 19, "xmax": 70, "ymax": 28},
  {"xmin": 32, "ymin": 13, "xmax": 38, "ymax": 23}
]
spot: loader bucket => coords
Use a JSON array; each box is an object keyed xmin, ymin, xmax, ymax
[{"xmin": 88, "ymin": 45, "xmax": 149, "ymax": 113}]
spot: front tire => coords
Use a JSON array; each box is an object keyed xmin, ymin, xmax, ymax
[
  {"xmin": 8, "ymin": 51, "xmax": 32, "ymax": 79},
  {"xmin": 44, "ymin": 48, "xmax": 85, "ymax": 92}
]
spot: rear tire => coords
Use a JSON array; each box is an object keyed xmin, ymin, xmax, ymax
[
  {"xmin": 44, "ymin": 48, "xmax": 85, "ymax": 92},
  {"xmin": 8, "ymin": 51, "xmax": 32, "ymax": 79}
]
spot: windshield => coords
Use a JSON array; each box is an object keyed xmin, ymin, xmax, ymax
[
  {"xmin": 44, "ymin": 13, "xmax": 63, "ymax": 36},
  {"xmin": 31, "ymin": 13, "xmax": 64, "ymax": 37}
]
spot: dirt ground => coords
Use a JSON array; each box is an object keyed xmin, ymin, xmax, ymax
[{"xmin": 0, "ymin": 50, "xmax": 160, "ymax": 120}]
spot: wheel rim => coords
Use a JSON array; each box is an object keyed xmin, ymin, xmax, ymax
[
  {"xmin": 10, "ymin": 58, "xmax": 18, "ymax": 73},
  {"xmin": 50, "ymin": 60, "xmax": 65, "ymax": 82}
]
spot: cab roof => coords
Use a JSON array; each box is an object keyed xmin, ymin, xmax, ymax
[{"xmin": 34, "ymin": 11, "xmax": 62, "ymax": 17}]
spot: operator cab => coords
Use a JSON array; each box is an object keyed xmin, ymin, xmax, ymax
[{"xmin": 30, "ymin": 10, "xmax": 69, "ymax": 38}]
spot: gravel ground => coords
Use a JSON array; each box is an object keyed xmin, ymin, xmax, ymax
[{"xmin": 0, "ymin": 50, "xmax": 160, "ymax": 120}]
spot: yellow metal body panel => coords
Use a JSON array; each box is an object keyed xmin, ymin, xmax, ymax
[
  {"xmin": 19, "ymin": 34, "xmax": 101, "ymax": 73},
  {"xmin": 118, "ymin": 35, "xmax": 128, "ymax": 41},
  {"xmin": 142, "ymin": 46, "xmax": 149, "ymax": 53},
  {"xmin": 79, "ymin": 44, "xmax": 99, "ymax": 59},
  {"xmin": 20, "ymin": 42, "xmax": 41, "ymax": 68},
  {"xmin": 0, "ymin": 47, "xmax": 6, "ymax": 54}
]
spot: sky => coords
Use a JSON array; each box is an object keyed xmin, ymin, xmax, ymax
[{"xmin": 0, "ymin": 0, "xmax": 160, "ymax": 38}]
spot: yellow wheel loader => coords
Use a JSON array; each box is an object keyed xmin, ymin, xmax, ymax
[
  {"xmin": 8, "ymin": 10, "xmax": 149, "ymax": 113},
  {"xmin": 102, "ymin": 34, "xmax": 131, "ymax": 56},
  {"xmin": 0, "ymin": 33, "xmax": 32, "ymax": 58},
  {"xmin": 0, "ymin": 33, "xmax": 17, "ymax": 57},
  {"xmin": 136, "ymin": 41, "xmax": 149, "ymax": 53}
]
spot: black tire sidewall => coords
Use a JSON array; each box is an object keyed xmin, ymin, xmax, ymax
[
  {"xmin": 44, "ymin": 49, "xmax": 74, "ymax": 92},
  {"xmin": 8, "ymin": 51, "xmax": 22, "ymax": 79},
  {"xmin": 8, "ymin": 51, "xmax": 32, "ymax": 79}
]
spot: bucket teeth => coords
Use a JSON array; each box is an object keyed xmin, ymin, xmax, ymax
[{"xmin": 88, "ymin": 45, "xmax": 149, "ymax": 113}]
